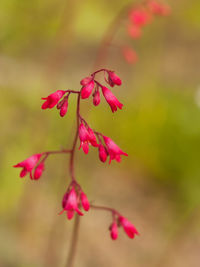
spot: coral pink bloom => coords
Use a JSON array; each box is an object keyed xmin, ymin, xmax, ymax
[
  {"xmin": 93, "ymin": 90, "xmax": 101, "ymax": 106},
  {"xmin": 110, "ymin": 222, "xmax": 118, "ymax": 240},
  {"xmin": 103, "ymin": 136, "xmax": 128, "ymax": 164},
  {"xmin": 41, "ymin": 90, "xmax": 65, "ymax": 109},
  {"xmin": 81, "ymin": 80, "xmax": 95, "ymax": 99},
  {"xmin": 119, "ymin": 216, "xmax": 139, "ymax": 239},
  {"xmin": 79, "ymin": 123, "xmax": 90, "ymax": 154},
  {"xmin": 63, "ymin": 188, "xmax": 83, "ymax": 220},
  {"xmin": 128, "ymin": 24, "xmax": 142, "ymax": 39},
  {"xmin": 33, "ymin": 162, "xmax": 45, "ymax": 180},
  {"xmin": 87, "ymin": 128, "xmax": 98, "ymax": 147},
  {"xmin": 98, "ymin": 144, "xmax": 108, "ymax": 163},
  {"xmin": 80, "ymin": 191, "xmax": 90, "ymax": 211},
  {"xmin": 129, "ymin": 7, "xmax": 152, "ymax": 27},
  {"xmin": 107, "ymin": 71, "xmax": 122, "ymax": 87},
  {"xmin": 60, "ymin": 99, "xmax": 68, "ymax": 117},
  {"xmin": 148, "ymin": 1, "xmax": 171, "ymax": 16},
  {"xmin": 101, "ymin": 86, "xmax": 123, "ymax": 113},
  {"xmin": 122, "ymin": 47, "xmax": 138, "ymax": 64},
  {"xmin": 13, "ymin": 154, "xmax": 42, "ymax": 178},
  {"xmin": 80, "ymin": 76, "xmax": 93, "ymax": 86}
]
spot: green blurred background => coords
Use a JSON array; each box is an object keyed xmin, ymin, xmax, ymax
[{"xmin": 1, "ymin": 0, "xmax": 200, "ymax": 266}]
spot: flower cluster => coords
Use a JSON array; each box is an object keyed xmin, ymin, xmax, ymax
[
  {"xmin": 14, "ymin": 68, "xmax": 138, "ymax": 241},
  {"xmin": 122, "ymin": 0, "xmax": 171, "ymax": 64},
  {"xmin": 110, "ymin": 215, "xmax": 139, "ymax": 240}
]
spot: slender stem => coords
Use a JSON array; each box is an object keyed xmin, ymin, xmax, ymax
[
  {"xmin": 91, "ymin": 204, "xmax": 120, "ymax": 216},
  {"xmin": 44, "ymin": 149, "xmax": 72, "ymax": 155},
  {"xmin": 66, "ymin": 214, "xmax": 80, "ymax": 267}
]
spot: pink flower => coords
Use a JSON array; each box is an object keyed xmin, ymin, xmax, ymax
[
  {"xmin": 33, "ymin": 162, "xmax": 45, "ymax": 180},
  {"xmin": 62, "ymin": 188, "xmax": 83, "ymax": 220},
  {"xmin": 98, "ymin": 144, "xmax": 108, "ymax": 163},
  {"xmin": 60, "ymin": 99, "xmax": 68, "ymax": 117},
  {"xmin": 79, "ymin": 123, "xmax": 98, "ymax": 154},
  {"xmin": 148, "ymin": 1, "xmax": 171, "ymax": 16},
  {"xmin": 101, "ymin": 86, "xmax": 123, "ymax": 113},
  {"xmin": 128, "ymin": 24, "xmax": 142, "ymax": 39},
  {"xmin": 81, "ymin": 80, "xmax": 95, "ymax": 99},
  {"xmin": 119, "ymin": 216, "xmax": 139, "ymax": 239},
  {"xmin": 80, "ymin": 191, "xmax": 90, "ymax": 211},
  {"xmin": 13, "ymin": 154, "xmax": 42, "ymax": 178},
  {"xmin": 122, "ymin": 47, "xmax": 138, "ymax": 64},
  {"xmin": 41, "ymin": 90, "xmax": 65, "ymax": 109},
  {"xmin": 93, "ymin": 90, "xmax": 101, "ymax": 106},
  {"xmin": 107, "ymin": 71, "xmax": 122, "ymax": 87},
  {"xmin": 110, "ymin": 222, "xmax": 118, "ymax": 240},
  {"xmin": 103, "ymin": 136, "xmax": 128, "ymax": 164},
  {"xmin": 129, "ymin": 7, "xmax": 152, "ymax": 27},
  {"xmin": 80, "ymin": 76, "xmax": 93, "ymax": 86},
  {"xmin": 87, "ymin": 128, "xmax": 98, "ymax": 147}
]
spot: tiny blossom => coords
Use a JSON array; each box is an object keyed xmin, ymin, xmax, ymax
[
  {"xmin": 41, "ymin": 90, "xmax": 65, "ymax": 109},
  {"xmin": 122, "ymin": 46, "xmax": 138, "ymax": 64},
  {"xmin": 81, "ymin": 80, "xmax": 95, "ymax": 99},
  {"xmin": 13, "ymin": 154, "xmax": 42, "ymax": 179},
  {"xmin": 129, "ymin": 7, "xmax": 152, "ymax": 27},
  {"xmin": 98, "ymin": 144, "xmax": 108, "ymax": 163},
  {"xmin": 60, "ymin": 99, "xmax": 68, "ymax": 117},
  {"xmin": 119, "ymin": 216, "xmax": 139, "ymax": 239},
  {"xmin": 128, "ymin": 24, "xmax": 142, "ymax": 39},
  {"xmin": 33, "ymin": 162, "xmax": 45, "ymax": 180},
  {"xmin": 80, "ymin": 76, "xmax": 93, "ymax": 86},
  {"xmin": 148, "ymin": 0, "xmax": 171, "ymax": 16},
  {"xmin": 93, "ymin": 90, "xmax": 101, "ymax": 106},
  {"xmin": 110, "ymin": 222, "xmax": 118, "ymax": 240},
  {"xmin": 87, "ymin": 128, "xmax": 98, "ymax": 147},
  {"xmin": 79, "ymin": 123, "xmax": 90, "ymax": 154},
  {"xmin": 107, "ymin": 71, "xmax": 122, "ymax": 87},
  {"xmin": 103, "ymin": 136, "xmax": 128, "ymax": 164},
  {"xmin": 101, "ymin": 86, "xmax": 123, "ymax": 113},
  {"xmin": 80, "ymin": 191, "xmax": 90, "ymax": 211},
  {"xmin": 62, "ymin": 187, "xmax": 83, "ymax": 220}
]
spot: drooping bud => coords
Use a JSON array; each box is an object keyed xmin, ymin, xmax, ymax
[
  {"xmin": 101, "ymin": 86, "xmax": 123, "ymax": 113},
  {"xmin": 93, "ymin": 90, "xmax": 101, "ymax": 106},
  {"xmin": 107, "ymin": 71, "xmax": 122, "ymax": 87},
  {"xmin": 119, "ymin": 216, "xmax": 139, "ymax": 239},
  {"xmin": 60, "ymin": 99, "xmax": 68, "ymax": 117},
  {"xmin": 98, "ymin": 144, "xmax": 108, "ymax": 163},
  {"xmin": 33, "ymin": 162, "xmax": 45, "ymax": 180},
  {"xmin": 41, "ymin": 90, "xmax": 65, "ymax": 109},
  {"xmin": 80, "ymin": 76, "xmax": 93, "ymax": 86},
  {"xmin": 80, "ymin": 191, "xmax": 90, "ymax": 211},
  {"xmin": 110, "ymin": 222, "xmax": 118, "ymax": 240},
  {"xmin": 81, "ymin": 80, "xmax": 95, "ymax": 99}
]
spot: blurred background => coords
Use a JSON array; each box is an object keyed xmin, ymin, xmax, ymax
[{"xmin": 1, "ymin": 0, "xmax": 200, "ymax": 266}]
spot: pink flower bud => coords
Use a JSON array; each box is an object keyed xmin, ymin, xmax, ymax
[
  {"xmin": 148, "ymin": 1, "xmax": 171, "ymax": 16},
  {"xmin": 81, "ymin": 80, "xmax": 95, "ymax": 99},
  {"xmin": 122, "ymin": 47, "xmax": 138, "ymax": 64},
  {"xmin": 129, "ymin": 7, "xmax": 152, "ymax": 27},
  {"xmin": 93, "ymin": 90, "xmax": 101, "ymax": 106},
  {"xmin": 119, "ymin": 216, "xmax": 139, "ymax": 239},
  {"xmin": 107, "ymin": 71, "xmax": 122, "ymax": 87},
  {"xmin": 41, "ymin": 90, "xmax": 65, "ymax": 109},
  {"xmin": 33, "ymin": 162, "xmax": 45, "ymax": 180},
  {"xmin": 101, "ymin": 86, "xmax": 123, "ymax": 113},
  {"xmin": 80, "ymin": 76, "xmax": 93, "ymax": 86},
  {"xmin": 79, "ymin": 123, "xmax": 90, "ymax": 154},
  {"xmin": 110, "ymin": 222, "xmax": 118, "ymax": 240},
  {"xmin": 64, "ymin": 188, "xmax": 83, "ymax": 218},
  {"xmin": 60, "ymin": 99, "xmax": 68, "ymax": 117},
  {"xmin": 14, "ymin": 154, "xmax": 42, "ymax": 179},
  {"xmin": 128, "ymin": 24, "xmax": 142, "ymax": 39},
  {"xmin": 87, "ymin": 128, "xmax": 98, "ymax": 147},
  {"xmin": 98, "ymin": 144, "xmax": 108, "ymax": 163},
  {"xmin": 80, "ymin": 191, "xmax": 90, "ymax": 211},
  {"xmin": 103, "ymin": 136, "xmax": 128, "ymax": 164}
]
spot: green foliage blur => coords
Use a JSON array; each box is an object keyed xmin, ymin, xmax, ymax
[{"xmin": 0, "ymin": 0, "xmax": 200, "ymax": 266}]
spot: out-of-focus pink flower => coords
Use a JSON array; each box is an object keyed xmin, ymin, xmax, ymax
[
  {"xmin": 148, "ymin": 0, "xmax": 171, "ymax": 16},
  {"xmin": 129, "ymin": 7, "xmax": 152, "ymax": 27},
  {"xmin": 98, "ymin": 144, "xmax": 108, "ymax": 163},
  {"xmin": 80, "ymin": 76, "xmax": 93, "ymax": 86},
  {"xmin": 60, "ymin": 99, "xmax": 68, "ymax": 117},
  {"xmin": 110, "ymin": 222, "xmax": 118, "ymax": 240},
  {"xmin": 33, "ymin": 162, "xmax": 45, "ymax": 180},
  {"xmin": 107, "ymin": 71, "xmax": 122, "ymax": 87},
  {"xmin": 81, "ymin": 80, "xmax": 95, "ymax": 99},
  {"xmin": 93, "ymin": 90, "xmax": 101, "ymax": 106},
  {"xmin": 13, "ymin": 154, "xmax": 42, "ymax": 178},
  {"xmin": 128, "ymin": 24, "xmax": 142, "ymax": 39},
  {"xmin": 103, "ymin": 136, "xmax": 128, "ymax": 164},
  {"xmin": 119, "ymin": 216, "xmax": 139, "ymax": 239},
  {"xmin": 122, "ymin": 47, "xmax": 138, "ymax": 64},
  {"xmin": 41, "ymin": 90, "xmax": 65, "ymax": 109},
  {"xmin": 62, "ymin": 188, "xmax": 83, "ymax": 220},
  {"xmin": 101, "ymin": 86, "xmax": 123, "ymax": 113},
  {"xmin": 80, "ymin": 191, "xmax": 90, "ymax": 211}
]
